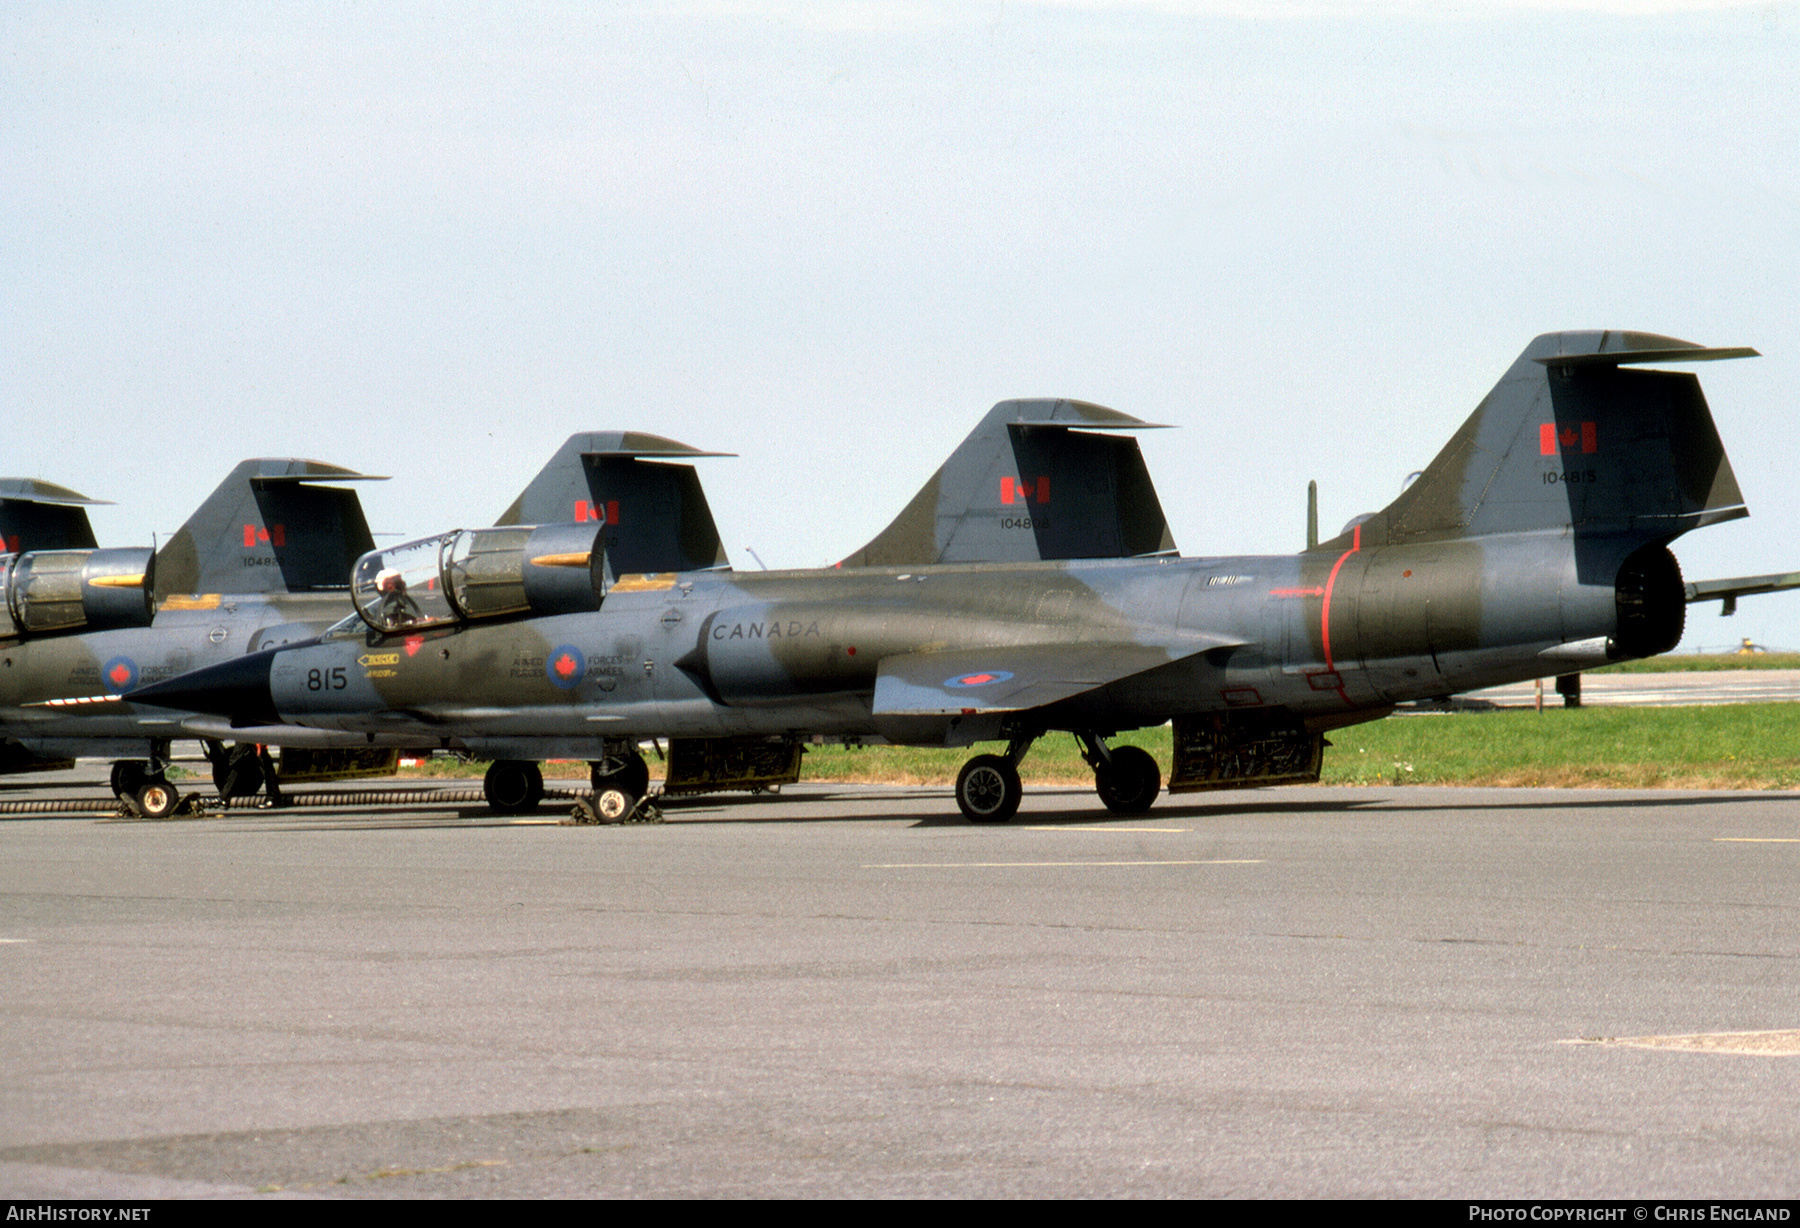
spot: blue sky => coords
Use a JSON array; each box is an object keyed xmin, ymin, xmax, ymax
[{"xmin": 5, "ymin": 1, "xmax": 1796, "ymax": 650}]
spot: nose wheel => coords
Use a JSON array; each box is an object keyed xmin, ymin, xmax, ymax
[
  {"xmin": 110, "ymin": 760, "xmax": 148, "ymax": 800},
  {"xmin": 204, "ymin": 740, "xmax": 267, "ymax": 801},
  {"xmin": 132, "ymin": 777, "xmax": 181, "ymax": 819},
  {"xmin": 112, "ymin": 746, "xmax": 183, "ymax": 818},
  {"xmin": 590, "ymin": 749, "xmax": 650, "ymax": 805}
]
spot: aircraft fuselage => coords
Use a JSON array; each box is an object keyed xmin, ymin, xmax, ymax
[
  {"xmin": 245, "ymin": 530, "xmax": 1635, "ymax": 760},
  {"xmin": 0, "ymin": 592, "xmax": 352, "ymax": 758}
]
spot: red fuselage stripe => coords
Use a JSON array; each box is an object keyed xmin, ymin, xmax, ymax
[{"xmin": 1319, "ymin": 524, "xmax": 1362, "ymax": 701}]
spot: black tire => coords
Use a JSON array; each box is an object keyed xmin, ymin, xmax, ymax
[
  {"xmin": 484, "ymin": 760, "xmax": 544, "ymax": 815},
  {"xmin": 134, "ymin": 778, "xmax": 180, "ymax": 819},
  {"xmin": 216, "ymin": 744, "xmax": 266, "ymax": 801},
  {"xmin": 590, "ymin": 752, "xmax": 649, "ymax": 801},
  {"xmin": 956, "ymin": 754, "xmax": 1022, "ymax": 824},
  {"xmin": 1096, "ymin": 745, "xmax": 1161, "ymax": 815},
  {"xmin": 203, "ymin": 740, "xmax": 231, "ymax": 793},
  {"xmin": 111, "ymin": 761, "xmax": 149, "ymax": 800}
]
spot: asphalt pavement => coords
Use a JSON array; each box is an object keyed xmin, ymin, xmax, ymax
[
  {"xmin": 1, "ymin": 768, "xmax": 1797, "ymax": 1198},
  {"xmin": 1466, "ymin": 668, "xmax": 1800, "ymax": 708}
]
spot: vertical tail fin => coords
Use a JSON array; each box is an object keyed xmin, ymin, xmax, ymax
[
  {"xmin": 0, "ymin": 479, "xmax": 105, "ymax": 554},
  {"xmin": 840, "ymin": 399, "xmax": 1177, "ymax": 567},
  {"xmin": 494, "ymin": 432, "xmax": 733, "ymax": 575},
  {"xmin": 152, "ymin": 460, "xmax": 386, "ymax": 598},
  {"xmin": 1335, "ymin": 331, "xmax": 1754, "ymax": 551}
]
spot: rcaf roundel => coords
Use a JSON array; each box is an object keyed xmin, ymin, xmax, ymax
[
  {"xmin": 945, "ymin": 670, "xmax": 1014, "ymax": 688},
  {"xmin": 546, "ymin": 645, "xmax": 587, "ymax": 689}
]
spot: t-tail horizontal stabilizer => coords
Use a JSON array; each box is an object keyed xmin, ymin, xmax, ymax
[
  {"xmin": 495, "ymin": 432, "xmax": 734, "ymax": 575},
  {"xmin": 0, "ymin": 479, "xmax": 107, "ymax": 555},
  {"xmin": 152, "ymin": 460, "xmax": 387, "ymax": 599},
  {"xmin": 841, "ymin": 399, "xmax": 1177, "ymax": 567},
  {"xmin": 1686, "ymin": 571, "xmax": 1800, "ymax": 617},
  {"xmin": 1325, "ymin": 331, "xmax": 1755, "ymax": 553}
]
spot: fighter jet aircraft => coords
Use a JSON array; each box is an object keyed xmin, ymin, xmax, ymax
[
  {"xmin": 146, "ymin": 431, "xmax": 739, "ymax": 804},
  {"xmin": 3, "ymin": 434, "xmax": 738, "ymax": 814},
  {"xmin": 0, "ymin": 480, "xmax": 113, "ymax": 776},
  {"xmin": 0, "ymin": 459, "xmax": 386, "ymax": 812},
  {"xmin": 120, "ymin": 408, "xmax": 1184, "ymax": 808},
  {"xmin": 136, "ymin": 331, "xmax": 1760, "ymax": 822}
]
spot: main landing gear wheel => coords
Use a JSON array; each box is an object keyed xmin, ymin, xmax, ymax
[
  {"xmin": 956, "ymin": 754, "xmax": 1022, "ymax": 824},
  {"xmin": 1095, "ymin": 745, "xmax": 1161, "ymax": 815},
  {"xmin": 213, "ymin": 743, "xmax": 266, "ymax": 801},
  {"xmin": 590, "ymin": 752, "xmax": 649, "ymax": 804},
  {"xmin": 484, "ymin": 760, "xmax": 544, "ymax": 815},
  {"xmin": 111, "ymin": 761, "xmax": 149, "ymax": 800}
]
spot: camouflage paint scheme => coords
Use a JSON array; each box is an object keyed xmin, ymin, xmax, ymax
[
  {"xmin": 0, "ymin": 460, "xmax": 384, "ymax": 765},
  {"xmin": 0, "ymin": 480, "xmax": 111, "ymax": 774},
  {"xmin": 0, "ymin": 436, "xmax": 739, "ymax": 786},
  {"xmin": 137, "ymin": 333, "xmax": 1760, "ymax": 820},
  {"xmin": 0, "ymin": 479, "xmax": 106, "ymax": 555},
  {"xmin": 839, "ymin": 398, "xmax": 1175, "ymax": 567},
  {"xmin": 493, "ymin": 431, "xmax": 733, "ymax": 576},
  {"xmin": 1, "ymin": 430, "xmax": 745, "ymax": 756}
]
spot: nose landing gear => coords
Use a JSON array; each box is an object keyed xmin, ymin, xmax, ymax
[
  {"xmin": 110, "ymin": 741, "xmax": 183, "ymax": 818},
  {"xmin": 589, "ymin": 747, "xmax": 650, "ymax": 805}
]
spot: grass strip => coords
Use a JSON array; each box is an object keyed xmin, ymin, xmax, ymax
[
  {"xmin": 398, "ymin": 703, "xmax": 1800, "ymax": 791},
  {"xmin": 1594, "ymin": 653, "xmax": 1800, "ymax": 673}
]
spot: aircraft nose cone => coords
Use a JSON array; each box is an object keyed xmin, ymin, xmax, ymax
[{"xmin": 131, "ymin": 649, "xmax": 282, "ymax": 725}]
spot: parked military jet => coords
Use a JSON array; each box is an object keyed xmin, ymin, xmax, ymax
[
  {"xmin": 137, "ymin": 331, "xmax": 1759, "ymax": 821},
  {"xmin": 115, "ymin": 408, "xmax": 1183, "ymax": 808},
  {"xmin": 3, "ymin": 434, "xmax": 738, "ymax": 813},
  {"xmin": 0, "ymin": 459, "xmax": 386, "ymax": 812},
  {"xmin": 131, "ymin": 428, "xmax": 738, "ymax": 803},
  {"xmin": 0, "ymin": 480, "xmax": 113, "ymax": 776},
  {"xmin": 1685, "ymin": 571, "xmax": 1800, "ymax": 617}
]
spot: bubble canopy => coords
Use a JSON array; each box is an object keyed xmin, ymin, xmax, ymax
[{"xmin": 351, "ymin": 524, "xmax": 605, "ymax": 634}]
